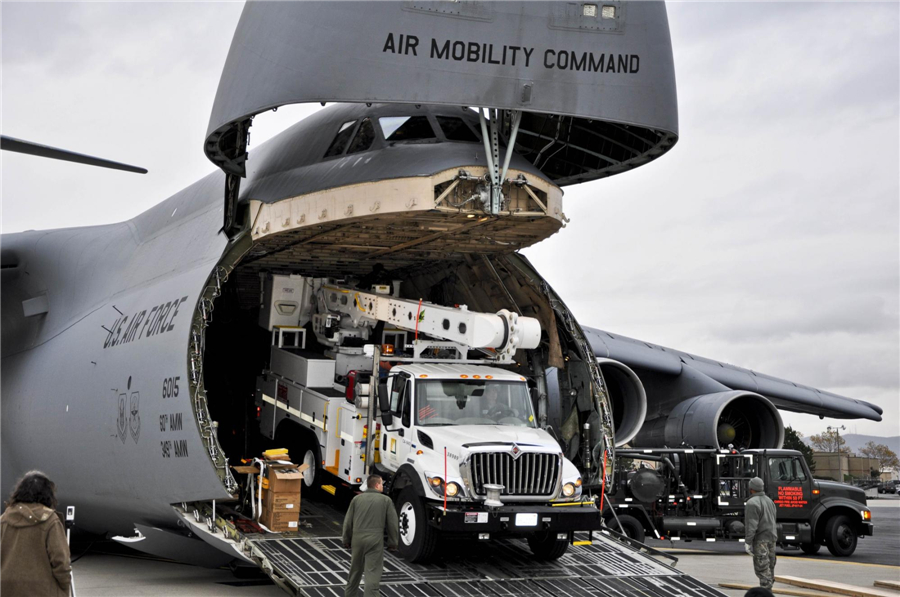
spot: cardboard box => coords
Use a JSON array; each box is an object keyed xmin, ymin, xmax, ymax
[
  {"xmin": 260, "ymin": 508, "xmax": 300, "ymax": 533},
  {"xmin": 263, "ymin": 489, "xmax": 300, "ymax": 513},
  {"xmin": 263, "ymin": 463, "xmax": 308, "ymax": 494}
]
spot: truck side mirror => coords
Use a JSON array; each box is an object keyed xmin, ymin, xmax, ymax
[
  {"xmin": 378, "ymin": 381, "xmax": 390, "ymax": 412},
  {"xmin": 378, "ymin": 381, "xmax": 394, "ymax": 426}
]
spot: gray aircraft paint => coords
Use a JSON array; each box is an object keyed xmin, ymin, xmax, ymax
[
  {"xmin": 206, "ymin": 1, "xmax": 678, "ymax": 184},
  {"xmin": 0, "ymin": 101, "xmax": 880, "ymax": 534},
  {"xmin": 241, "ymin": 103, "xmax": 553, "ymax": 204},
  {"xmin": 0, "ymin": 0, "xmax": 880, "ymax": 561},
  {"xmin": 584, "ymin": 327, "xmax": 883, "ymax": 422},
  {"xmin": 1, "ymin": 171, "xmax": 232, "ymax": 533}
]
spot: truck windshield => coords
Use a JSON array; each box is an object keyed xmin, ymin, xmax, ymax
[{"xmin": 415, "ymin": 380, "xmax": 535, "ymax": 427}]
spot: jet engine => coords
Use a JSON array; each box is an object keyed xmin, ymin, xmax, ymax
[
  {"xmin": 597, "ymin": 358, "xmax": 647, "ymax": 447},
  {"xmin": 633, "ymin": 390, "xmax": 784, "ymax": 449}
]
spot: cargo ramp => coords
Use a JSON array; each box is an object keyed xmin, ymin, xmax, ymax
[{"xmin": 175, "ymin": 498, "xmax": 725, "ymax": 597}]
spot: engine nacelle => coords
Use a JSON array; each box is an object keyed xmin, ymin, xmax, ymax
[
  {"xmin": 597, "ymin": 358, "xmax": 647, "ymax": 447},
  {"xmin": 633, "ymin": 391, "xmax": 784, "ymax": 449}
]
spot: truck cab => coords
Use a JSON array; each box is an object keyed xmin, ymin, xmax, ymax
[
  {"xmin": 755, "ymin": 449, "xmax": 873, "ymax": 556},
  {"xmin": 376, "ymin": 363, "xmax": 598, "ymax": 562}
]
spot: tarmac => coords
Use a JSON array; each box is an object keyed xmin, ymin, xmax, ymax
[
  {"xmin": 68, "ymin": 497, "xmax": 900, "ymax": 596},
  {"xmin": 662, "ymin": 498, "xmax": 900, "ymax": 596}
]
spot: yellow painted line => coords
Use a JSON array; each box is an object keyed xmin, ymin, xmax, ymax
[
  {"xmin": 779, "ymin": 556, "xmax": 900, "ymax": 569},
  {"xmin": 656, "ymin": 547, "xmax": 720, "ymax": 554},
  {"xmin": 654, "ymin": 549, "xmax": 900, "ymax": 569}
]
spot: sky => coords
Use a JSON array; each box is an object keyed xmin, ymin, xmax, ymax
[{"xmin": 2, "ymin": 2, "xmax": 898, "ymax": 440}]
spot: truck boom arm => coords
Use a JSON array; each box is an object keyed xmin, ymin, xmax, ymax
[{"xmin": 317, "ymin": 284, "xmax": 541, "ymax": 362}]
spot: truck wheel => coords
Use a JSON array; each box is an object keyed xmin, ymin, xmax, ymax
[
  {"xmin": 824, "ymin": 515, "xmax": 857, "ymax": 557},
  {"xmin": 799, "ymin": 543, "xmax": 821, "ymax": 555},
  {"xmin": 299, "ymin": 446, "xmax": 319, "ymax": 491},
  {"xmin": 608, "ymin": 514, "xmax": 646, "ymax": 543},
  {"xmin": 275, "ymin": 425, "xmax": 320, "ymax": 492},
  {"xmin": 395, "ymin": 487, "xmax": 437, "ymax": 563},
  {"xmin": 527, "ymin": 531, "xmax": 569, "ymax": 561}
]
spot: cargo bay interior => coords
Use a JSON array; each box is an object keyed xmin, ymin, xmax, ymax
[{"xmin": 202, "ymin": 249, "xmax": 632, "ymax": 490}]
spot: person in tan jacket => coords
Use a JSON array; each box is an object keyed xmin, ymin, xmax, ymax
[{"xmin": 1, "ymin": 471, "xmax": 72, "ymax": 597}]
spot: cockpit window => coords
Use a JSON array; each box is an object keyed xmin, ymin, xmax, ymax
[
  {"xmin": 323, "ymin": 120, "xmax": 357, "ymax": 158},
  {"xmin": 379, "ymin": 116, "xmax": 436, "ymax": 142},
  {"xmin": 436, "ymin": 116, "xmax": 479, "ymax": 142},
  {"xmin": 347, "ymin": 118, "xmax": 375, "ymax": 154}
]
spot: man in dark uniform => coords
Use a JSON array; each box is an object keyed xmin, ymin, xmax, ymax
[
  {"xmin": 343, "ymin": 474, "xmax": 399, "ymax": 597},
  {"xmin": 745, "ymin": 476, "xmax": 777, "ymax": 589}
]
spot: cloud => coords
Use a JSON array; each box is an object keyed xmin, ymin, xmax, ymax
[{"xmin": 525, "ymin": 2, "xmax": 899, "ymax": 437}]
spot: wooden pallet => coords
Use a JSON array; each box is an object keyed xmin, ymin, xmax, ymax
[{"xmin": 776, "ymin": 576, "xmax": 899, "ymax": 597}]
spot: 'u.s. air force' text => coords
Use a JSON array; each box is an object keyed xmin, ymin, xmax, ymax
[
  {"xmin": 383, "ymin": 33, "xmax": 639, "ymax": 74},
  {"xmin": 103, "ymin": 296, "xmax": 188, "ymax": 349}
]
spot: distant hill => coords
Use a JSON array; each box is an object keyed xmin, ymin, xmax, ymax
[{"xmin": 803, "ymin": 433, "xmax": 900, "ymax": 455}]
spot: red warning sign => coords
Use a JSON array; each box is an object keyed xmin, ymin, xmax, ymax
[
  {"xmin": 277, "ymin": 381, "xmax": 289, "ymax": 405},
  {"xmin": 774, "ymin": 485, "xmax": 807, "ymax": 508}
]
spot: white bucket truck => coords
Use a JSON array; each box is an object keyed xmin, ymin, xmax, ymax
[{"xmin": 256, "ymin": 275, "xmax": 602, "ymax": 562}]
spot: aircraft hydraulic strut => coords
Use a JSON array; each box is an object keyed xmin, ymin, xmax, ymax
[{"xmin": 477, "ymin": 108, "xmax": 523, "ymax": 215}]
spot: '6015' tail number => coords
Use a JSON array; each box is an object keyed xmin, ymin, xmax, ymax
[{"xmin": 162, "ymin": 376, "xmax": 180, "ymax": 399}]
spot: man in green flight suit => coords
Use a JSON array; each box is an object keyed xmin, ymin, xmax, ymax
[
  {"xmin": 744, "ymin": 476, "xmax": 778, "ymax": 589},
  {"xmin": 343, "ymin": 474, "xmax": 400, "ymax": 597}
]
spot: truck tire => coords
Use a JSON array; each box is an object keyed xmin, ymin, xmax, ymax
[
  {"xmin": 799, "ymin": 543, "xmax": 821, "ymax": 555},
  {"xmin": 275, "ymin": 424, "xmax": 320, "ymax": 491},
  {"xmin": 608, "ymin": 514, "xmax": 646, "ymax": 543},
  {"xmin": 824, "ymin": 515, "xmax": 857, "ymax": 557},
  {"xmin": 527, "ymin": 531, "xmax": 569, "ymax": 561},
  {"xmin": 395, "ymin": 487, "xmax": 438, "ymax": 563},
  {"xmin": 299, "ymin": 446, "xmax": 319, "ymax": 491}
]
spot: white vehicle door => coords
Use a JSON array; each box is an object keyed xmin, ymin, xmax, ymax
[{"xmin": 382, "ymin": 372, "xmax": 413, "ymax": 471}]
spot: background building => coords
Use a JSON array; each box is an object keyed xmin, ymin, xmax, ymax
[{"xmin": 813, "ymin": 452, "xmax": 881, "ymax": 482}]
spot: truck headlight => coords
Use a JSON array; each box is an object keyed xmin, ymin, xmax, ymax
[
  {"xmin": 425, "ymin": 475, "xmax": 465, "ymax": 498},
  {"xmin": 562, "ymin": 482, "xmax": 576, "ymax": 497},
  {"xmin": 862, "ymin": 509, "xmax": 871, "ymax": 521}
]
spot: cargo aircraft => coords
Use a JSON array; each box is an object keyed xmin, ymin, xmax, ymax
[{"xmin": 1, "ymin": 0, "xmax": 882, "ymax": 575}]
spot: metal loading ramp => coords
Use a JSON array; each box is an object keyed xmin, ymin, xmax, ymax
[{"xmin": 247, "ymin": 532, "xmax": 726, "ymax": 596}]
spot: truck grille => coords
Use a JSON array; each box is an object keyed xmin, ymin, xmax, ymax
[{"xmin": 468, "ymin": 452, "xmax": 560, "ymax": 496}]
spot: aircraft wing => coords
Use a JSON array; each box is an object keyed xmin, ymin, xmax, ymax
[{"xmin": 583, "ymin": 326, "xmax": 884, "ymax": 422}]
